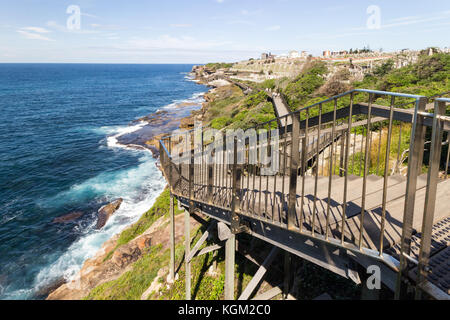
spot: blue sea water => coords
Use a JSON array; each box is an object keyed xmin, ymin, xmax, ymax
[{"xmin": 0, "ymin": 64, "xmax": 206, "ymax": 299}]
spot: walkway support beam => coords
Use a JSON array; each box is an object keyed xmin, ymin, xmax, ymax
[
  {"xmin": 224, "ymin": 234, "xmax": 236, "ymax": 300},
  {"xmin": 185, "ymin": 208, "xmax": 191, "ymax": 300},
  {"xmin": 283, "ymin": 252, "xmax": 291, "ymax": 299},
  {"xmin": 238, "ymin": 246, "xmax": 280, "ymax": 300}
]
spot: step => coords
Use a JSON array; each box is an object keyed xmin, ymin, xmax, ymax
[
  {"xmin": 331, "ymin": 177, "xmax": 450, "ymax": 250},
  {"xmin": 299, "ymin": 175, "xmax": 373, "ymax": 232}
]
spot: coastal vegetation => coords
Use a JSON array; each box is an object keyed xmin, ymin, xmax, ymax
[
  {"xmin": 204, "ymin": 83, "xmax": 276, "ymax": 131},
  {"xmin": 103, "ymin": 188, "xmax": 183, "ymax": 262},
  {"xmin": 282, "ymin": 61, "xmax": 328, "ymax": 110},
  {"xmin": 85, "ymin": 194, "xmax": 361, "ymax": 300},
  {"xmin": 354, "ymin": 52, "xmax": 450, "ymax": 97},
  {"xmin": 204, "ymin": 62, "xmax": 234, "ymax": 71}
]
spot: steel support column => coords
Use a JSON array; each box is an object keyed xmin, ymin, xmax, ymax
[
  {"xmin": 224, "ymin": 234, "xmax": 236, "ymax": 300},
  {"xmin": 283, "ymin": 251, "xmax": 291, "ymax": 300}
]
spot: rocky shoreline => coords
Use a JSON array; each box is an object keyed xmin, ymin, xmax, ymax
[{"xmin": 45, "ymin": 66, "xmax": 218, "ymax": 300}]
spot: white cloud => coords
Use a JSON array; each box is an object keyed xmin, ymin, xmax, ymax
[
  {"xmin": 20, "ymin": 27, "xmax": 51, "ymax": 34},
  {"xmin": 17, "ymin": 30, "xmax": 54, "ymax": 41},
  {"xmin": 381, "ymin": 14, "xmax": 449, "ymax": 29}
]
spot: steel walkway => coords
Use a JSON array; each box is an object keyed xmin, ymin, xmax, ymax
[{"xmin": 160, "ymin": 89, "xmax": 450, "ymax": 300}]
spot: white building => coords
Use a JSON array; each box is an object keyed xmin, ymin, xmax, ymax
[{"xmin": 289, "ymin": 50, "xmax": 301, "ymax": 59}]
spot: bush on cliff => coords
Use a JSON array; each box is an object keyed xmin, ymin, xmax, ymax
[
  {"xmin": 210, "ymin": 116, "xmax": 232, "ymax": 130},
  {"xmin": 355, "ymin": 52, "xmax": 450, "ymax": 95},
  {"xmin": 117, "ymin": 188, "xmax": 183, "ymax": 247},
  {"xmin": 283, "ymin": 61, "xmax": 328, "ymax": 110},
  {"xmin": 205, "ymin": 63, "xmax": 233, "ymax": 71}
]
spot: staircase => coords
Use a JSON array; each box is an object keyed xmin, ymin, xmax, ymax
[{"xmin": 159, "ymin": 89, "xmax": 450, "ymax": 299}]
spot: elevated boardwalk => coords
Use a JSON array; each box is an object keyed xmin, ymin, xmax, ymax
[
  {"xmin": 271, "ymin": 92, "xmax": 293, "ymax": 128},
  {"xmin": 160, "ymin": 90, "xmax": 450, "ymax": 300}
]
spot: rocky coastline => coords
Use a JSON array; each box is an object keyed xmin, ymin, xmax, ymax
[{"xmin": 45, "ymin": 65, "xmax": 219, "ymax": 300}]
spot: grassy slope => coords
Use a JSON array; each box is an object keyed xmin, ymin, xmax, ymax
[
  {"xmin": 103, "ymin": 188, "xmax": 183, "ymax": 262},
  {"xmin": 205, "ymin": 85, "xmax": 277, "ymax": 131}
]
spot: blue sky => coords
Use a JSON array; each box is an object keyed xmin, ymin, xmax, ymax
[{"xmin": 0, "ymin": 0, "xmax": 449, "ymax": 63}]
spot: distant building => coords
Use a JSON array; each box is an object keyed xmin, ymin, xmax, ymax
[
  {"xmin": 323, "ymin": 50, "xmax": 349, "ymax": 58},
  {"xmin": 289, "ymin": 50, "xmax": 300, "ymax": 58},
  {"xmin": 261, "ymin": 52, "xmax": 276, "ymax": 61}
]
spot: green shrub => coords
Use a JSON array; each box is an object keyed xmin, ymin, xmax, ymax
[
  {"xmin": 211, "ymin": 117, "xmax": 232, "ymax": 129},
  {"xmin": 242, "ymin": 91, "xmax": 269, "ymax": 109},
  {"xmin": 283, "ymin": 61, "xmax": 328, "ymax": 110}
]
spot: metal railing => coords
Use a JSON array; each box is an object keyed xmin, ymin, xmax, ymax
[{"xmin": 159, "ymin": 90, "xmax": 450, "ymax": 298}]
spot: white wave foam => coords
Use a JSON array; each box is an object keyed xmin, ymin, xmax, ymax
[
  {"xmin": 33, "ymin": 153, "xmax": 166, "ymax": 294},
  {"xmin": 25, "ymin": 86, "xmax": 203, "ymax": 299},
  {"xmin": 106, "ymin": 122, "xmax": 147, "ymax": 149},
  {"xmin": 161, "ymin": 91, "xmax": 205, "ymax": 110}
]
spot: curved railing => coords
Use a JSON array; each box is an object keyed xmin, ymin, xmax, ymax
[{"xmin": 159, "ymin": 90, "xmax": 450, "ymax": 297}]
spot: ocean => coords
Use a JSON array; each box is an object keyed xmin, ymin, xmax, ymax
[{"xmin": 0, "ymin": 64, "xmax": 206, "ymax": 299}]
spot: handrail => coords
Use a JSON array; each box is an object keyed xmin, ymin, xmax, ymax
[
  {"xmin": 159, "ymin": 89, "xmax": 426, "ymax": 139},
  {"xmin": 159, "ymin": 89, "xmax": 450, "ymax": 299}
]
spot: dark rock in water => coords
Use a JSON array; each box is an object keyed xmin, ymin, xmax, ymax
[
  {"xmin": 52, "ymin": 211, "xmax": 84, "ymax": 224},
  {"xmin": 33, "ymin": 277, "xmax": 67, "ymax": 300},
  {"xmin": 96, "ymin": 198, "xmax": 123, "ymax": 229}
]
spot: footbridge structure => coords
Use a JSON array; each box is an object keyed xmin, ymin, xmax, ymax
[{"xmin": 159, "ymin": 89, "xmax": 450, "ymax": 300}]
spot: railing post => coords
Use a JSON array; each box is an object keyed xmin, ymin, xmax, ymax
[
  {"xmin": 207, "ymin": 161, "xmax": 214, "ymax": 203},
  {"xmin": 299, "ymin": 110, "xmax": 309, "ymax": 233},
  {"xmin": 231, "ymin": 137, "xmax": 242, "ymax": 233},
  {"xmin": 445, "ymin": 134, "xmax": 450, "ymax": 180},
  {"xmin": 224, "ymin": 136, "xmax": 244, "ymax": 300},
  {"xmin": 415, "ymin": 100, "xmax": 446, "ymax": 299},
  {"xmin": 185, "ymin": 134, "xmax": 194, "ymax": 300},
  {"xmin": 168, "ymin": 136, "xmax": 173, "ymax": 188},
  {"xmin": 339, "ymin": 130, "xmax": 346, "ymax": 177},
  {"xmin": 288, "ymin": 113, "xmax": 300, "ymax": 229},
  {"xmin": 395, "ymin": 96, "xmax": 427, "ymax": 299}
]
